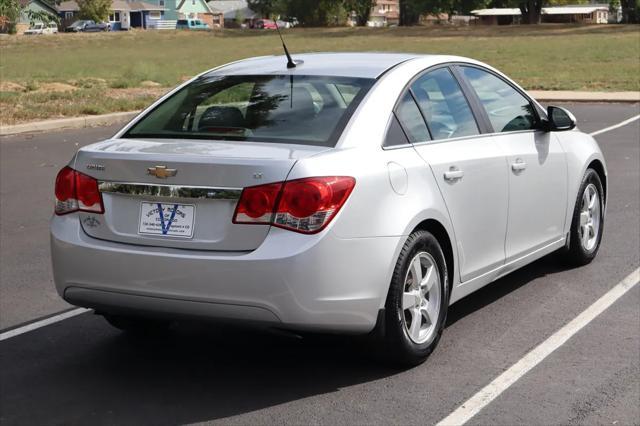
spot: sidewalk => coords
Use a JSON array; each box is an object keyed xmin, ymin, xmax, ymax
[{"xmin": 1, "ymin": 91, "xmax": 638, "ymax": 137}]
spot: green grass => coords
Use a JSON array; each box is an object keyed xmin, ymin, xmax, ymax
[{"xmin": 1, "ymin": 25, "xmax": 638, "ymax": 124}]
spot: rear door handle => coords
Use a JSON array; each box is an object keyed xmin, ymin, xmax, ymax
[
  {"xmin": 444, "ymin": 168, "xmax": 464, "ymax": 182},
  {"xmin": 511, "ymin": 159, "xmax": 527, "ymax": 172}
]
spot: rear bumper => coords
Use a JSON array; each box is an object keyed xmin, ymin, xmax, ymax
[{"xmin": 51, "ymin": 214, "xmax": 401, "ymax": 333}]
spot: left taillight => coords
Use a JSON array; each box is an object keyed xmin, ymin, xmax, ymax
[{"xmin": 54, "ymin": 166, "xmax": 104, "ymax": 215}]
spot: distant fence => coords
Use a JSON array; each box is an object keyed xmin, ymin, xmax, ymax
[{"xmin": 148, "ymin": 20, "xmax": 177, "ymax": 30}]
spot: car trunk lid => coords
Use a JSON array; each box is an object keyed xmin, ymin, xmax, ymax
[{"xmin": 74, "ymin": 138, "xmax": 328, "ymax": 251}]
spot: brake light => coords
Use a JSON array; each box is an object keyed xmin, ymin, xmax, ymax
[
  {"xmin": 54, "ymin": 166, "xmax": 104, "ymax": 215},
  {"xmin": 233, "ymin": 176, "xmax": 355, "ymax": 234}
]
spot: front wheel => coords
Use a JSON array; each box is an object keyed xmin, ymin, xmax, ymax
[
  {"xmin": 378, "ymin": 230, "xmax": 449, "ymax": 366},
  {"xmin": 563, "ymin": 168, "xmax": 605, "ymax": 266}
]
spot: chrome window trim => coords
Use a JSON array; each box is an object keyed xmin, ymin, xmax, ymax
[
  {"xmin": 383, "ymin": 128, "xmax": 544, "ymax": 151},
  {"xmin": 98, "ymin": 181, "xmax": 242, "ymax": 200}
]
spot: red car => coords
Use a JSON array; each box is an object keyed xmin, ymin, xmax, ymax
[{"xmin": 254, "ymin": 19, "xmax": 278, "ymax": 29}]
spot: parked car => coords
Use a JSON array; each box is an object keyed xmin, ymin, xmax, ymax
[
  {"xmin": 176, "ymin": 19, "xmax": 209, "ymax": 30},
  {"xmin": 51, "ymin": 53, "xmax": 607, "ymax": 366},
  {"xmin": 283, "ymin": 16, "xmax": 299, "ymax": 27},
  {"xmin": 254, "ymin": 19, "xmax": 278, "ymax": 29},
  {"xmin": 83, "ymin": 21, "xmax": 111, "ymax": 32},
  {"xmin": 65, "ymin": 20, "xmax": 94, "ymax": 32},
  {"xmin": 23, "ymin": 22, "xmax": 58, "ymax": 35}
]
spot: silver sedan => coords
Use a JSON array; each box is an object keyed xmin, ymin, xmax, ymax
[{"xmin": 51, "ymin": 53, "xmax": 607, "ymax": 365}]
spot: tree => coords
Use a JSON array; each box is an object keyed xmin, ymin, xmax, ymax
[
  {"xmin": 0, "ymin": 0, "xmax": 58, "ymax": 33},
  {"xmin": 77, "ymin": 0, "xmax": 111, "ymax": 22},
  {"xmin": 620, "ymin": 0, "xmax": 639, "ymax": 22},
  {"xmin": 248, "ymin": 0, "xmax": 276, "ymax": 18},
  {"xmin": 344, "ymin": 0, "xmax": 375, "ymax": 25}
]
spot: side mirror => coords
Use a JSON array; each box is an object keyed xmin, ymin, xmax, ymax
[{"xmin": 545, "ymin": 106, "xmax": 577, "ymax": 132}]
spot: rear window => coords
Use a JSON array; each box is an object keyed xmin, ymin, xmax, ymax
[
  {"xmin": 177, "ymin": 20, "xmax": 188, "ymax": 25},
  {"xmin": 124, "ymin": 74, "xmax": 374, "ymax": 147}
]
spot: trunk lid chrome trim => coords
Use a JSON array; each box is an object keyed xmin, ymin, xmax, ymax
[{"xmin": 98, "ymin": 182, "xmax": 242, "ymax": 200}]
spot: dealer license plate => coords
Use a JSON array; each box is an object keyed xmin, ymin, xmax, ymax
[{"xmin": 138, "ymin": 202, "xmax": 195, "ymax": 238}]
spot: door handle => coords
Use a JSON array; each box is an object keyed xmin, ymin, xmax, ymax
[
  {"xmin": 511, "ymin": 159, "xmax": 527, "ymax": 172},
  {"xmin": 444, "ymin": 168, "xmax": 464, "ymax": 182}
]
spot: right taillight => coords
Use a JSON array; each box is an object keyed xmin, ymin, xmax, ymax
[
  {"xmin": 233, "ymin": 176, "xmax": 355, "ymax": 234},
  {"xmin": 54, "ymin": 166, "xmax": 104, "ymax": 215}
]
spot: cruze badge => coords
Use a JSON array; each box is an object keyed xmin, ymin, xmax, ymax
[{"xmin": 147, "ymin": 165, "xmax": 177, "ymax": 179}]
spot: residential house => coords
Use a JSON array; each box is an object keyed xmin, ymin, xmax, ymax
[
  {"xmin": 471, "ymin": 5, "xmax": 610, "ymax": 25},
  {"xmin": 159, "ymin": 0, "xmax": 221, "ymax": 27},
  {"xmin": 58, "ymin": 0, "xmax": 220, "ymax": 30},
  {"xmin": 207, "ymin": 0, "xmax": 256, "ymax": 27},
  {"xmin": 57, "ymin": 0, "xmax": 165, "ymax": 30},
  {"xmin": 5, "ymin": 0, "xmax": 58, "ymax": 34},
  {"xmin": 367, "ymin": 0, "xmax": 399, "ymax": 27}
]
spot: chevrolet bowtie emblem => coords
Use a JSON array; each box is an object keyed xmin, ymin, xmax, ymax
[{"xmin": 147, "ymin": 165, "xmax": 177, "ymax": 179}]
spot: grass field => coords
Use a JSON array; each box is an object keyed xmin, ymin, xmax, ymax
[{"xmin": 1, "ymin": 24, "xmax": 639, "ymax": 124}]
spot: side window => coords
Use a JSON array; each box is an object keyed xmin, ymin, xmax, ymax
[
  {"xmin": 411, "ymin": 68, "xmax": 479, "ymax": 140},
  {"xmin": 461, "ymin": 66, "xmax": 537, "ymax": 133},
  {"xmin": 395, "ymin": 92, "xmax": 430, "ymax": 143}
]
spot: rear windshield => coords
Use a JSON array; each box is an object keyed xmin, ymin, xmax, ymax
[{"xmin": 123, "ymin": 74, "xmax": 375, "ymax": 147}]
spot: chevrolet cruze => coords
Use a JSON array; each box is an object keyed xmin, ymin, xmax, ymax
[{"xmin": 51, "ymin": 53, "xmax": 607, "ymax": 365}]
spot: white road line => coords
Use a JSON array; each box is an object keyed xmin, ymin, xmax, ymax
[
  {"xmin": 436, "ymin": 267, "xmax": 640, "ymax": 426},
  {"xmin": 0, "ymin": 308, "xmax": 90, "ymax": 342},
  {"xmin": 589, "ymin": 114, "xmax": 640, "ymax": 137}
]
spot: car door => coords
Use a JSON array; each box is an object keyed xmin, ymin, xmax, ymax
[
  {"xmin": 458, "ymin": 65, "xmax": 568, "ymax": 262},
  {"xmin": 398, "ymin": 66, "xmax": 509, "ymax": 283}
]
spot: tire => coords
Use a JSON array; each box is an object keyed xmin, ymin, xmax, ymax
[
  {"xmin": 103, "ymin": 314, "xmax": 170, "ymax": 335},
  {"xmin": 377, "ymin": 230, "xmax": 449, "ymax": 367},
  {"xmin": 563, "ymin": 168, "xmax": 605, "ymax": 266}
]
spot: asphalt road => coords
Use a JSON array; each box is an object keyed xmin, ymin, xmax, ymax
[{"xmin": 0, "ymin": 103, "xmax": 638, "ymax": 425}]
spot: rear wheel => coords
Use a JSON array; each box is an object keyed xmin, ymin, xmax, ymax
[
  {"xmin": 378, "ymin": 230, "xmax": 449, "ymax": 366},
  {"xmin": 103, "ymin": 314, "xmax": 170, "ymax": 334},
  {"xmin": 563, "ymin": 168, "xmax": 605, "ymax": 266}
]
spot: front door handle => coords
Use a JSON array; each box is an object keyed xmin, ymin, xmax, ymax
[
  {"xmin": 511, "ymin": 159, "xmax": 527, "ymax": 172},
  {"xmin": 444, "ymin": 168, "xmax": 464, "ymax": 182}
]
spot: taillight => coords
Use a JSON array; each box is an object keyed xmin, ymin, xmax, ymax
[
  {"xmin": 233, "ymin": 176, "xmax": 355, "ymax": 234},
  {"xmin": 54, "ymin": 166, "xmax": 104, "ymax": 215}
]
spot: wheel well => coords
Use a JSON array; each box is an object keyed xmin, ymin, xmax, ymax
[
  {"xmin": 414, "ymin": 219, "xmax": 454, "ymax": 291},
  {"xmin": 588, "ymin": 160, "xmax": 607, "ymax": 201}
]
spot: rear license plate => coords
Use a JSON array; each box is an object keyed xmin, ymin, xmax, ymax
[{"xmin": 138, "ymin": 202, "xmax": 195, "ymax": 238}]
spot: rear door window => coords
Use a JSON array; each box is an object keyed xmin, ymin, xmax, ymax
[{"xmin": 410, "ymin": 68, "xmax": 479, "ymax": 140}]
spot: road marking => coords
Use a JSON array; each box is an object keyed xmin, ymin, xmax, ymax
[
  {"xmin": 589, "ymin": 114, "xmax": 640, "ymax": 137},
  {"xmin": 0, "ymin": 308, "xmax": 90, "ymax": 342},
  {"xmin": 437, "ymin": 267, "xmax": 640, "ymax": 426}
]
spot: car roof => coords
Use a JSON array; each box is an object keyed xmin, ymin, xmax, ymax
[{"xmin": 207, "ymin": 52, "xmax": 431, "ymax": 79}]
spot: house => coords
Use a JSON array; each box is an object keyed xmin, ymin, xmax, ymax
[
  {"xmin": 57, "ymin": 0, "xmax": 165, "ymax": 30},
  {"xmin": 7, "ymin": 0, "xmax": 58, "ymax": 34},
  {"xmin": 58, "ymin": 0, "xmax": 220, "ymax": 30},
  {"xmin": 471, "ymin": 5, "xmax": 610, "ymax": 25},
  {"xmin": 207, "ymin": 0, "xmax": 256, "ymax": 27},
  {"xmin": 366, "ymin": 0, "xmax": 400, "ymax": 27},
  {"xmin": 160, "ymin": 0, "xmax": 221, "ymax": 28},
  {"xmin": 542, "ymin": 5, "xmax": 609, "ymax": 24},
  {"xmin": 470, "ymin": 8, "xmax": 522, "ymax": 25}
]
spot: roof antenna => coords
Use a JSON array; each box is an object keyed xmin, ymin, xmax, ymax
[{"xmin": 274, "ymin": 20, "xmax": 296, "ymax": 69}]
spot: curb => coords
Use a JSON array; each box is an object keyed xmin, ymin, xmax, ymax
[
  {"xmin": 1, "ymin": 92, "xmax": 638, "ymax": 137},
  {"xmin": 529, "ymin": 91, "xmax": 640, "ymax": 103},
  {"xmin": 0, "ymin": 111, "xmax": 139, "ymax": 137}
]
